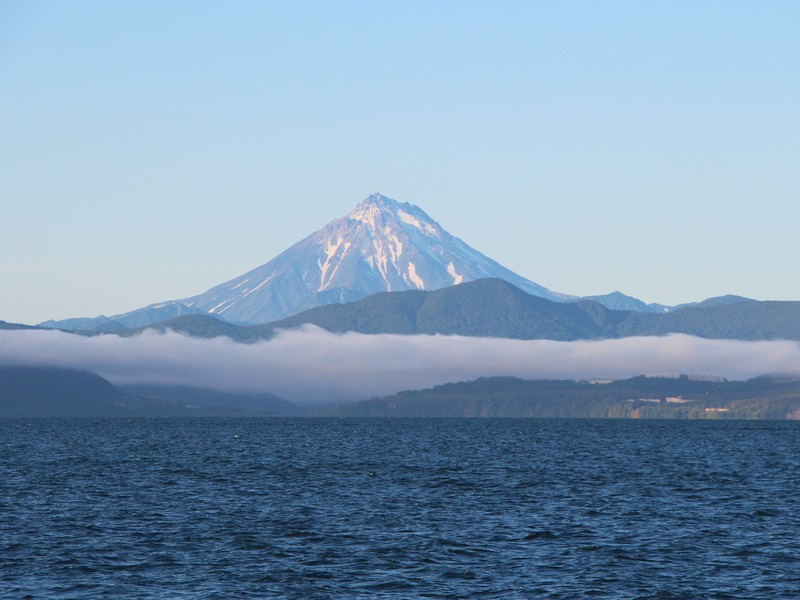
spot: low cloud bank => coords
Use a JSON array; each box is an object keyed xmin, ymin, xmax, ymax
[{"xmin": 1, "ymin": 327, "xmax": 800, "ymax": 405}]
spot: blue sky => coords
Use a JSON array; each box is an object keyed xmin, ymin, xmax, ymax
[{"xmin": 2, "ymin": 1, "xmax": 798, "ymax": 324}]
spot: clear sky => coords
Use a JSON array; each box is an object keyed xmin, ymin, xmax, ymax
[{"xmin": 2, "ymin": 1, "xmax": 798, "ymax": 325}]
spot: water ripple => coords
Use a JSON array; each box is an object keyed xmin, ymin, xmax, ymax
[{"xmin": 2, "ymin": 418, "xmax": 800, "ymax": 598}]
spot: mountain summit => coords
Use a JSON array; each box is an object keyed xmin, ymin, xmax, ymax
[
  {"xmin": 172, "ymin": 193, "xmax": 568, "ymax": 324},
  {"xmin": 92, "ymin": 193, "xmax": 570, "ymax": 327}
]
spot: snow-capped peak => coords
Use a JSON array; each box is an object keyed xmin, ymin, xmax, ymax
[
  {"xmin": 348, "ymin": 193, "xmax": 442, "ymax": 238},
  {"xmin": 100, "ymin": 193, "xmax": 566, "ymax": 326}
]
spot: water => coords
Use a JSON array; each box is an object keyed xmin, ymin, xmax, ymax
[{"xmin": 2, "ymin": 418, "xmax": 800, "ymax": 599}]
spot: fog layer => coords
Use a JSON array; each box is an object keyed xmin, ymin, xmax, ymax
[{"xmin": 1, "ymin": 327, "xmax": 799, "ymax": 405}]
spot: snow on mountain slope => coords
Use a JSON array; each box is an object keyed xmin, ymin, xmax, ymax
[{"xmin": 112, "ymin": 193, "xmax": 572, "ymax": 326}]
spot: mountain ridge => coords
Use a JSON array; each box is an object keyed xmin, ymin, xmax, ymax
[
  {"xmin": 108, "ymin": 278, "xmax": 800, "ymax": 343},
  {"xmin": 324, "ymin": 374, "xmax": 800, "ymax": 419},
  {"xmin": 40, "ymin": 193, "xmax": 674, "ymax": 331}
]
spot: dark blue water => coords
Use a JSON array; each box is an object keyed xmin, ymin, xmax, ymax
[{"xmin": 2, "ymin": 418, "xmax": 800, "ymax": 598}]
